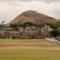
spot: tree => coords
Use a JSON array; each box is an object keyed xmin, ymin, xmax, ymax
[
  {"xmin": 9, "ymin": 24, "xmax": 19, "ymax": 31},
  {"xmin": 50, "ymin": 23, "xmax": 60, "ymax": 30},
  {"xmin": 0, "ymin": 24, "xmax": 7, "ymax": 29},
  {"xmin": 50, "ymin": 29, "xmax": 60, "ymax": 37},
  {"xmin": 22, "ymin": 22, "xmax": 35, "ymax": 28}
]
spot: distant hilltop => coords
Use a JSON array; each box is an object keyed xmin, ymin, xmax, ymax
[{"xmin": 9, "ymin": 10, "xmax": 56, "ymax": 25}]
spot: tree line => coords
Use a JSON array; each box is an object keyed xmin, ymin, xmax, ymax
[{"xmin": 0, "ymin": 22, "xmax": 60, "ymax": 37}]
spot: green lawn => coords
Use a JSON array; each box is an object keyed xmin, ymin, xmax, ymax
[
  {"xmin": 0, "ymin": 39, "xmax": 60, "ymax": 60},
  {"xmin": 0, "ymin": 39, "xmax": 57, "ymax": 46},
  {"xmin": 0, "ymin": 49, "xmax": 60, "ymax": 60}
]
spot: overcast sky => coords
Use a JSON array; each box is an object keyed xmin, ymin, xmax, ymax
[{"xmin": 0, "ymin": 0, "xmax": 60, "ymax": 23}]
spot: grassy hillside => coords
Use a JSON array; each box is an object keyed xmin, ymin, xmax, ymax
[{"xmin": 10, "ymin": 10, "xmax": 56, "ymax": 25}]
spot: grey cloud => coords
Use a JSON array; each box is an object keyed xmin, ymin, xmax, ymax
[
  {"xmin": 0, "ymin": 0, "xmax": 60, "ymax": 2},
  {"xmin": 52, "ymin": 10, "xmax": 60, "ymax": 18}
]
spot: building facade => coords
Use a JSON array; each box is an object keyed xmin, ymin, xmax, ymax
[{"xmin": 0, "ymin": 25, "xmax": 52, "ymax": 39}]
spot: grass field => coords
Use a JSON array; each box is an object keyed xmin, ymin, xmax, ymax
[
  {"xmin": 0, "ymin": 39, "xmax": 60, "ymax": 60},
  {"xmin": 0, "ymin": 39, "xmax": 56, "ymax": 46}
]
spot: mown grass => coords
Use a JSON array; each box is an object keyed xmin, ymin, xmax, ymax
[
  {"xmin": 0, "ymin": 49, "xmax": 60, "ymax": 60},
  {"xmin": 0, "ymin": 39, "xmax": 60, "ymax": 60},
  {"xmin": 0, "ymin": 39, "xmax": 57, "ymax": 46}
]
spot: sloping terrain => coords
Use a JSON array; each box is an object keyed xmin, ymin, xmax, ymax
[{"xmin": 10, "ymin": 10, "xmax": 56, "ymax": 25}]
